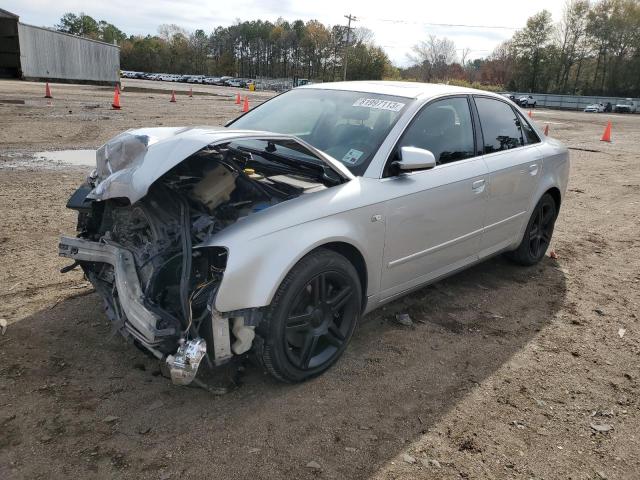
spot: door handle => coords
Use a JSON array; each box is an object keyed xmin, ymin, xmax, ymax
[
  {"xmin": 528, "ymin": 164, "xmax": 539, "ymax": 175},
  {"xmin": 472, "ymin": 179, "xmax": 486, "ymax": 193}
]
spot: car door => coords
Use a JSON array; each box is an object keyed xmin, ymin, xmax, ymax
[
  {"xmin": 378, "ymin": 96, "xmax": 489, "ymax": 300},
  {"xmin": 473, "ymin": 96, "xmax": 543, "ymax": 257}
]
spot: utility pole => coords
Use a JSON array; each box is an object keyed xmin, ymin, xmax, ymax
[{"xmin": 342, "ymin": 14, "xmax": 357, "ymax": 81}]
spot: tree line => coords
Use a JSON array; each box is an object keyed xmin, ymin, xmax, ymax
[
  {"xmin": 55, "ymin": 1, "xmax": 640, "ymax": 96},
  {"xmin": 401, "ymin": 0, "xmax": 640, "ymax": 97},
  {"xmin": 55, "ymin": 14, "xmax": 395, "ymax": 81}
]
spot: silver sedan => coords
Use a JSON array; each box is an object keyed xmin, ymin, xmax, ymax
[{"xmin": 59, "ymin": 82, "xmax": 569, "ymax": 384}]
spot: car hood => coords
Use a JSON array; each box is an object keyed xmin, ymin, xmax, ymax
[{"xmin": 88, "ymin": 126, "xmax": 353, "ymax": 204}]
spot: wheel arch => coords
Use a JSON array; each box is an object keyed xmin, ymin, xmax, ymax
[
  {"xmin": 311, "ymin": 241, "xmax": 368, "ymax": 311},
  {"xmin": 545, "ymin": 186, "xmax": 562, "ymax": 212},
  {"xmin": 212, "ymin": 219, "xmax": 378, "ymax": 313},
  {"xmin": 512, "ymin": 182, "xmax": 565, "ymax": 253}
]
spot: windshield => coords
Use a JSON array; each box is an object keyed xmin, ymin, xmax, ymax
[{"xmin": 228, "ymin": 88, "xmax": 410, "ymax": 175}]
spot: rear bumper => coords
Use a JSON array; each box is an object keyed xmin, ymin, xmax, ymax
[{"xmin": 58, "ymin": 236, "xmax": 175, "ymax": 349}]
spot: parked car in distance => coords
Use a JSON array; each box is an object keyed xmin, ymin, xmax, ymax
[
  {"xmin": 614, "ymin": 99, "xmax": 638, "ymax": 113},
  {"xmin": 518, "ymin": 95, "xmax": 537, "ymax": 107},
  {"xmin": 584, "ymin": 103, "xmax": 605, "ymax": 113},
  {"xmin": 59, "ymin": 82, "xmax": 569, "ymax": 385},
  {"xmin": 214, "ymin": 76, "xmax": 232, "ymax": 86},
  {"xmin": 224, "ymin": 78, "xmax": 243, "ymax": 87}
]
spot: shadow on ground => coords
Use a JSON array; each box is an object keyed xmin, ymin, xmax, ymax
[{"xmin": 0, "ymin": 256, "xmax": 566, "ymax": 479}]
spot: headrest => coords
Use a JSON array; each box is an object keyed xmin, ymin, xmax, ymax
[
  {"xmin": 342, "ymin": 107, "xmax": 370, "ymax": 121},
  {"xmin": 373, "ymin": 110, "xmax": 392, "ymax": 131},
  {"xmin": 427, "ymin": 107, "xmax": 455, "ymax": 130}
]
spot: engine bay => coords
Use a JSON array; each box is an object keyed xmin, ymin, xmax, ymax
[{"xmin": 66, "ymin": 139, "xmax": 343, "ymax": 370}]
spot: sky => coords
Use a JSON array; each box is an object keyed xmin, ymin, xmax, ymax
[{"xmin": 4, "ymin": 0, "xmax": 566, "ymax": 67}]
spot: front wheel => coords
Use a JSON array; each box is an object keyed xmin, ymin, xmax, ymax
[
  {"xmin": 506, "ymin": 193, "xmax": 557, "ymax": 266},
  {"xmin": 255, "ymin": 249, "xmax": 362, "ymax": 383}
]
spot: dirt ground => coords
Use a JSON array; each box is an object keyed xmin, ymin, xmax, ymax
[{"xmin": 0, "ymin": 79, "xmax": 639, "ymax": 480}]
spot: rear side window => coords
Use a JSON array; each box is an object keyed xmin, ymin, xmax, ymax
[
  {"xmin": 395, "ymin": 96, "xmax": 475, "ymax": 165},
  {"xmin": 475, "ymin": 97, "xmax": 524, "ymax": 154}
]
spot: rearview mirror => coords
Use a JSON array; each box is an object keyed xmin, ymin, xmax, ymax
[{"xmin": 392, "ymin": 146, "xmax": 437, "ymax": 174}]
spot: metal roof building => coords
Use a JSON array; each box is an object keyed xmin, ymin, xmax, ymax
[{"xmin": 0, "ymin": 9, "xmax": 119, "ymax": 85}]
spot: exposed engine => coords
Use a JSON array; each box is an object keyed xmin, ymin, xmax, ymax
[{"xmin": 63, "ymin": 140, "xmax": 340, "ymax": 382}]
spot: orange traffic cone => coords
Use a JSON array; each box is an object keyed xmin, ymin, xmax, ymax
[
  {"xmin": 601, "ymin": 121, "xmax": 612, "ymax": 142},
  {"xmin": 111, "ymin": 85, "xmax": 121, "ymax": 110},
  {"xmin": 235, "ymin": 93, "xmax": 241, "ymax": 104},
  {"xmin": 170, "ymin": 90, "xmax": 176, "ymax": 103},
  {"xmin": 242, "ymin": 96, "xmax": 249, "ymax": 112},
  {"xmin": 44, "ymin": 82, "xmax": 52, "ymax": 99},
  {"xmin": 543, "ymin": 124, "xmax": 549, "ymax": 136},
  {"xmin": 528, "ymin": 110, "xmax": 533, "ymax": 118},
  {"xmin": 188, "ymin": 87, "xmax": 193, "ymax": 98}
]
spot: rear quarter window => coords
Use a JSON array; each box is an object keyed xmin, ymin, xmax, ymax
[{"xmin": 516, "ymin": 112, "xmax": 541, "ymax": 145}]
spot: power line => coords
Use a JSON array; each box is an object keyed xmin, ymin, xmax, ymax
[
  {"xmin": 358, "ymin": 16, "xmax": 518, "ymax": 30},
  {"xmin": 343, "ymin": 14, "xmax": 357, "ymax": 81},
  {"xmin": 379, "ymin": 44, "xmax": 491, "ymax": 52}
]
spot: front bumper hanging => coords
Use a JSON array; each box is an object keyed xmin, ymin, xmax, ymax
[
  {"xmin": 59, "ymin": 236, "xmax": 235, "ymax": 385},
  {"xmin": 58, "ymin": 236, "xmax": 175, "ymax": 349}
]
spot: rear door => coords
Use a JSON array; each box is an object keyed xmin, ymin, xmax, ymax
[{"xmin": 473, "ymin": 96, "xmax": 543, "ymax": 257}]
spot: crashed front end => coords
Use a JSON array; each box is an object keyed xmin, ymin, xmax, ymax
[{"xmin": 59, "ymin": 127, "xmax": 347, "ymax": 385}]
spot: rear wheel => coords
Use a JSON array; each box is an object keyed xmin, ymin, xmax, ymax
[
  {"xmin": 255, "ymin": 249, "xmax": 361, "ymax": 383},
  {"xmin": 506, "ymin": 193, "xmax": 557, "ymax": 266}
]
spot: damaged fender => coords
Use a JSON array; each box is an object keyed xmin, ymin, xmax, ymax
[{"xmin": 200, "ymin": 178, "xmax": 387, "ymax": 313}]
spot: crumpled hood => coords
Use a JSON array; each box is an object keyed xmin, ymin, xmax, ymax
[{"xmin": 89, "ymin": 126, "xmax": 352, "ymax": 204}]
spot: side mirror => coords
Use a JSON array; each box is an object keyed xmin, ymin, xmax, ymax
[{"xmin": 392, "ymin": 146, "xmax": 437, "ymax": 174}]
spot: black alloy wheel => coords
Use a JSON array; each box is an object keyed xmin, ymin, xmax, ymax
[
  {"xmin": 284, "ymin": 271, "xmax": 354, "ymax": 370},
  {"xmin": 528, "ymin": 199, "xmax": 555, "ymax": 259},
  {"xmin": 506, "ymin": 193, "xmax": 557, "ymax": 266},
  {"xmin": 255, "ymin": 249, "xmax": 361, "ymax": 382}
]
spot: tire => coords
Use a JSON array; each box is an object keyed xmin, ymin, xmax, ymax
[
  {"xmin": 506, "ymin": 193, "xmax": 557, "ymax": 266},
  {"xmin": 254, "ymin": 249, "xmax": 362, "ymax": 383}
]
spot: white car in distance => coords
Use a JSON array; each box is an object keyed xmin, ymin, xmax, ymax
[{"xmin": 584, "ymin": 103, "xmax": 605, "ymax": 113}]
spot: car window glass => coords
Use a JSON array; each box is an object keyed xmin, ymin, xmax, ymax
[
  {"xmin": 258, "ymin": 97, "xmax": 326, "ymax": 136},
  {"xmin": 395, "ymin": 97, "xmax": 475, "ymax": 165},
  {"xmin": 475, "ymin": 97, "xmax": 524, "ymax": 153},
  {"xmin": 517, "ymin": 112, "xmax": 540, "ymax": 145},
  {"xmin": 229, "ymin": 89, "xmax": 408, "ymax": 176}
]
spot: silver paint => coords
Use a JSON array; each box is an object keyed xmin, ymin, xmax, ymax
[{"xmin": 79, "ymin": 82, "xmax": 570, "ymax": 319}]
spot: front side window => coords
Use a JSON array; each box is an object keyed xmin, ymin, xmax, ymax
[
  {"xmin": 228, "ymin": 88, "xmax": 409, "ymax": 175},
  {"xmin": 475, "ymin": 97, "xmax": 524, "ymax": 153},
  {"xmin": 393, "ymin": 96, "xmax": 475, "ymax": 166}
]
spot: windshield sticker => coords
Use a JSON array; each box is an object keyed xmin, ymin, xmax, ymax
[
  {"xmin": 342, "ymin": 149, "xmax": 364, "ymax": 164},
  {"xmin": 352, "ymin": 98, "xmax": 405, "ymax": 111}
]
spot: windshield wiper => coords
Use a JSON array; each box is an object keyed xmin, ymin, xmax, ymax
[{"xmin": 237, "ymin": 145, "xmax": 343, "ymax": 186}]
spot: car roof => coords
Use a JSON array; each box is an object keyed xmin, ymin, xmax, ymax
[{"xmin": 299, "ymin": 80, "xmax": 494, "ymax": 100}]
